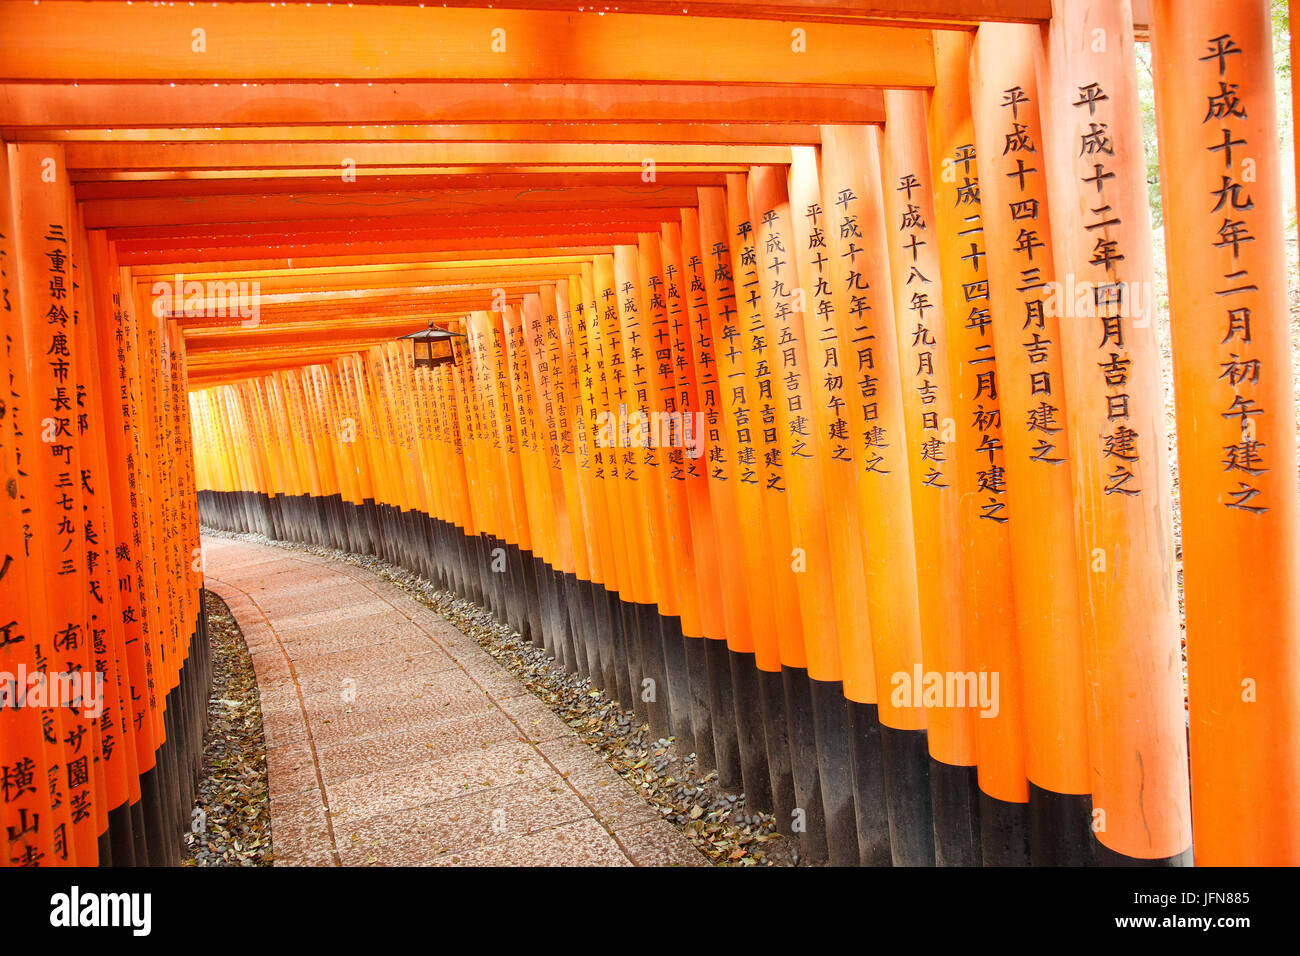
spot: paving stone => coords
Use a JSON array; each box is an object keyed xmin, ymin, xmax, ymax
[
  {"xmin": 206, "ymin": 535, "xmax": 705, "ymax": 867},
  {"xmin": 566, "ymin": 765, "xmax": 661, "ymax": 829},
  {"xmin": 265, "ymin": 743, "xmax": 320, "ymax": 797},
  {"xmin": 494, "ymin": 694, "xmax": 574, "ymax": 743},
  {"xmin": 315, "ymin": 711, "xmax": 523, "ymax": 784},
  {"xmin": 430, "ymin": 818, "xmax": 632, "ymax": 867},
  {"xmin": 535, "ymin": 737, "xmax": 609, "ymax": 778},
  {"xmin": 614, "ymin": 819, "xmax": 712, "ymax": 867},
  {"xmin": 325, "ymin": 739, "xmax": 554, "ymax": 819},
  {"xmin": 333, "ymin": 777, "xmax": 593, "ymax": 856}
]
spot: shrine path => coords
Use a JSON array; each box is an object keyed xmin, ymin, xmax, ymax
[{"xmin": 202, "ymin": 534, "xmax": 708, "ymax": 867}]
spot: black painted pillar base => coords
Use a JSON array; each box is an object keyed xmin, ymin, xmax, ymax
[
  {"xmin": 774, "ymin": 668, "xmax": 822, "ymax": 860},
  {"xmin": 503, "ymin": 543, "xmax": 526, "ymax": 637},
  {"xmin": 703, "ymin": 639, "xmax": 742, "ymax": 793},
  {"xmin": 488, "ymin": 535, "xmax": 507, "ymax": 623},
  {"xmin": 473, "ymin": 534, "xmax": 493, "ymax": 617},
  {"xmin": 757, "ymin": 668, "xmax": 801, "ymax": 849},
  {"xmin": 490, "ymin": 535, "xmax": 508, "ymax": 623},
  {"xmin": 621, "ymin": 600, "xmax": 648, "ymax": 724},
  {"xmin": 519, "ymin": 549, "xmax": 542, "ymax": 647},
  {"xmin": 846, "ymin": 700, "xmax": 893, "ymax": 866},
  {"xmin": 1028, "ymin": 783, "xmax": 1095, "ymax": 866},
  {"xmin": 603, "ymin": 587, "xmax": 633, "ymax": 706},
  {"xmin": 930, "ymin": 759, "xmax": 982, "ymax": 866},
  {"xmin": 880, "ymin": 725, "xmax": 936, "ymax": 866},
  {"xmin": 658, "ymin": 615, "xmax": 693, "ymax": 749},
  {"xmin": 635, "ymin": 603, "xmax": 670, "ymax": 739},
  {"xmin": 980, "ymin": 791, "xmax": 1031, "ymax": 866},
  {"xmin": 453, "ymin": 524, "xmax": 472, "ymax": 598},
  {"xmin": 589, "ymin": 580, "xmax": 618, "ymax": 698},
  {"xmin": 130, "ymin": 799, "xmax": 149, "ymax": 868},
  {"xmin": 106, "ymin": 802, "xmax": 135, "ymax": 867},
  {"xmin": 563, "ymin": 571, "xmax": 590, "ymax": 680},
  {"xmin": 1093, "ymin": 840, "xmax": 1193, "ymax": 867},
  {"xmin": 567, "ymin": 573, "xmax": 598, "ymax": 686},
  {"xmin": 551, "ymin": 567, "xmax": 578, "ymax": 676},
  {"xmin": 683, "ymin": 633, "xmax": 716, "ymax": 773},
  {"xmin": 137, "ymin": 766, "xmax": 169, "ymax": 865},
  {"xmin": 809, "ymin": 678, "xmax": 859, "ymax": 866},
  {"xmin": 535, "ymin": 556, "xmax": 559, "ymax": 659},
  {"xmin": 727, "ymin": 651, "xmax": 772, "ymax": 812}
]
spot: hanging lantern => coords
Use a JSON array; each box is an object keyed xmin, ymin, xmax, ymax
[{"xmin": 400, "ymin": 321, "xmax": 465, "ymax": 369}]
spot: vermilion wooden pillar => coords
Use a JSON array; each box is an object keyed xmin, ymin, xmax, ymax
[
  {"xmin": 0, "ymin": 146, "xmax": 60, "ymax": 868},
  {"xmin": 658, "ymin": 222, "xmax": 719, "ymax": 764},
  {"xmin": 1038, "ymin": 0, "xmax": 1193, "ymax": 866},
  {"xmin": 749, "ymin": 163, "xmax": 858, "ymax": 866},
  {"xmin": 611, "ymin": 243, "xmax": 673, "ymax": 735},
  {"xmin": 594, "ymin": 252, "xmax": 662, "ymax": 720},
  {"xmin": 926, "ymin": 29, "xmax": 1031, "ymax": 866},
  {"xmin": 568, "ymin": 271, "xmax": 629, "ymax": 699},
  {"xmin": 882, "ymin": 89, "xmax": 982, "ymax": 867},
  {"xmin": 970, "ymin": 23, "xmax": 1094, "ymax": 865},
  {"xmin": 1151, "ymin": 0, "xmax": 1300, "ymax": 865},
  {"xmin": 635, "ymin": 233, "xmax": 699, "ymax": 742},
  {"xmin": 686, "ymin": 197, "xmax": 754, "ymax": 794},
  {"xmin": 818, "ymin": 125, "xmax": 934, "ymax": 866},
  {"xmin": 721, "ymin": 174, "xmax": 799, "ymax": 829},
  {"xmin": 788, "ymin": 145, "xmax": 892, "ymax": 866},
  {"xmin": 696, "ymin": 188, "xmax": 770, "ymax": 672},
  {"xmin": 9, "ymin": 143, "xmax": 99, "ymax": 865}
]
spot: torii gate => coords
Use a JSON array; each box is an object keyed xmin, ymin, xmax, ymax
[{"xmin": 0, "ymin": 0, "xmax": 1295, "ymax": 869}]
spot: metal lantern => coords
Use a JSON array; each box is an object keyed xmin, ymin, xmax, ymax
[{"xmin": 400, "ymin": 321, "xmax": 465, "ymax": 369}]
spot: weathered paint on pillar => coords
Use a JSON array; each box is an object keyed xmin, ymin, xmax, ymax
[
  {"xmin": 1151, "ymin": 0, "xmax": 1300, "ymax": 865},
  {"xmin": 926, "ymin": 28, "xmax": 1030, "ymax": 812},
  {"xmin": 971, "ymin": 22, "xmax": 1094, "ymax": 862},
  {"xmin": 882, "ymin": 89, "xmax": 978, "ymax": 770},
  {"xmin": 1038, "ymin": 0, "xmax": 1192, "ymax": 863}
]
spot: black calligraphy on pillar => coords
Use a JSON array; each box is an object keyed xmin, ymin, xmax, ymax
[
  {"xmin": 723, "ymin": 227, "xmax": 760, "ymax": 488},
  {"xmin": 804, "ymin": 201, "xmax": 853, "ymax": 467},
  {"xmin": 832, "ymin": 186, "xmax": 889, "ymax": 477},
  {"xmin": 761, "ymin": 208, "xmax": 813, "ymax": 469},
  {"xmin": 1000, "ymin": 87, "xmax": 1066, "ymax": 468},
  {"xmin": 948, "ymin": 144, "xmax": 1007, "ymax": 523},
  {"xmin": 1198, "ymin": 33, "xmax": 1269, "ymax": 514},
  {"xmin": 1072, "ymin": 79, "xmax": 1140, "ymax": 497},
  {"xmin": 685, "ymin": 251, "xmax": 726, "ymax": 481},
  {"xmin": 896, "ymin": 172, "xmax": 947, "ymax": 490}
]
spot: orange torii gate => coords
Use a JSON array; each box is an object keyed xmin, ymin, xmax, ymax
[{"xmin": 1, "ymin": 0, "xmax": 1297, "ymax": 870}]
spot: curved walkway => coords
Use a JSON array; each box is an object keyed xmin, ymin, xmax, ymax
[{"xmin": 202, "ymin": 534, "xmax": 708, "ymax": 867}]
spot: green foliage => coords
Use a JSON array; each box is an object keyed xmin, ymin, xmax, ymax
[
  {"xmin": 1137, "ymin": 0, "xmax": 1295, "ymax": 235},
  {"xmin": 1134, "ymin": 39, "xmax": 1161, "ymax": 228}
]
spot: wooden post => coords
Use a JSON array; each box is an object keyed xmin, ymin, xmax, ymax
[
  {"xmin": 1151, "ymin": 0, "xmax": 1300, "ymax": 865},
  {"xmin": 1037, "ymin": 0, "xmax": 1192, "ymax": 865},
  {"xmin": 8, "ymin": 143, "xmax": 100, "ymax": 865},
  {"xmin": 681, "ymin": 202, "xmax": 750, "ymax": 790},
  {"xmin": 970, "ymin": 22, "xmax": 1094, "ymax": 865},
  {"xmin": 926, "ymin": 28, "xmax": 1031, "ymax": 866},
  {"xmin": 787, "ymin": 145, "xmax": 892, "ymax": 866},
  {"xmin": 817, "ymin": 125, "xmax": 934, "ymax": 866},
  {"xmin": 749, "ymin": 162, "xmax": 857, "ymax": 864},
  {"xmin": 882, "ymin": 89, "xmax": 983, "ymax": 867}
]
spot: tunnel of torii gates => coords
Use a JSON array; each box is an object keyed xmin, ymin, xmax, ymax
[{"xmin": 0, "ymin": 0, "xmax": 1297, "ymax": 870}]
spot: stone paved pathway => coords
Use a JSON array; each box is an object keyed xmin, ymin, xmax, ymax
[{"xmin": 202, "ymin": 535, "xmax": 709, "ymax": 867}]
